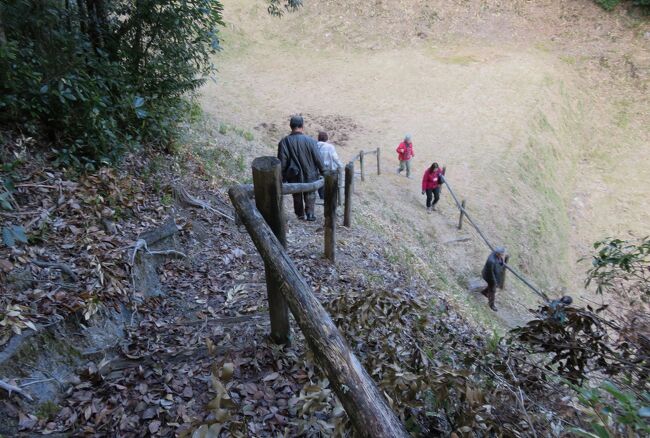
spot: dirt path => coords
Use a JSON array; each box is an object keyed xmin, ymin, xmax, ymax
[{"xmin": 201, "ymin": 0, "xmax": 650, "ymax": 328}]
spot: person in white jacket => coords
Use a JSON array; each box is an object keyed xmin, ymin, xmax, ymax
[{"xmin": 316, "ymin": 131, "xmax": 344, "ymax": 199}]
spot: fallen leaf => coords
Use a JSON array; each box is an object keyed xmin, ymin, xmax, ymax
[{"xmin": 148, "ymin": 420, "xmax": 161, "ymax": 434}]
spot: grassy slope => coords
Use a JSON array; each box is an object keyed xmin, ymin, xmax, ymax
[{"xmin": 202, "ymin": 0, "xmax": 649, "ymax": 329}]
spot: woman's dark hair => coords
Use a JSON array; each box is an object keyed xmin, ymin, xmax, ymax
[
  {"xmin": 428, "ymin": 162, "xmax": 439, "ymax": 172},
  {"xmin": 318, "ymin": 131, "xmax": 328, "ymax": 142}
]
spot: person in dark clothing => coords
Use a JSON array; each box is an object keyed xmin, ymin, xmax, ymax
[
  {"xmin": 277, "ymin": 115, "xmax": 324, "ymax": 221},
  {"xmin": 421, "ymin": 162, "xmax": 445, "ymax": 213},
  {"xmin": 480, "ymin": 247, "xmax": 507, "ymax": 311}
]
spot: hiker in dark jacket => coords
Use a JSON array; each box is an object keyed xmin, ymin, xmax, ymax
[
  {"xmin": 277, "ymin": 115, "xmax": 324, "ymax": 221},
  {"xmin": 480, "ymin": 247, "xmax": 507, "ymax": 311}
]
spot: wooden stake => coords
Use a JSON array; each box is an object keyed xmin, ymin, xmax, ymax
[
  {"xmin": 344, "ymin": 162, "xmax": 353, "ymax": 227},
  {"xmin": 359, "ymin": 150, "xmax": 365, "ymax": 182},
  {"xmin": 338, "ymin": 166, "xmax": 343, "ymax": 207},
  {"xmin": 252, "ymin": 157, "xmax": 290, "ymax": 344},
  {"xmin": 376, "ymin": 147, "xmax": 381, "ymax": 175},
  {"xmin": 458, "ymin": 199, "xmax": 466, "ymax": 230},
  {"xmin": 324, "ymin": 171, "xmax": 338, "ymax": 262}
]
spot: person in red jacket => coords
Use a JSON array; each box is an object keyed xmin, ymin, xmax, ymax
[
  {"xmin": 396, "ymin": 134, "xmax": 415, "ymax": 178},
  {"xmin": 421, "ymin": 162, "xmax": 445, "ymax": 213}
]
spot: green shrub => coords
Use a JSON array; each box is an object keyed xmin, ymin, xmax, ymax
[
  {"xmin": 572, "ymin": 382, "xmax": 650, "ymax": 437},
  {"xmin": 593, "ymin": 0, "xmax": 650, "ymax": 10},
  {"xmin": 594, "ymin": 0, "xmax": 621, "ymax": 10},
  {"xmin": 0, "ymin": 0, "xmax": 224, "ymax": 167}
]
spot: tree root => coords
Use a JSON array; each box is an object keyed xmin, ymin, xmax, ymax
[
  {"xmin": 0, "ymin": 378, "xmax": 33, "ymax": 401},
  {"xmin": 172, "ymin": 184, "xmax": 234, "ymax": 221},
  {"xmin": 32, "ymin": 260, "xmax": 78, "ymax": 282}
]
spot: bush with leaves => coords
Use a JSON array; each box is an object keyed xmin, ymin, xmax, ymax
[
  {"xmin": 585, "ymin": 236, "xmax": 650, "ymax": 305},
  {"xmin": 572, "ymin": 381, "xmax": 650, "ymax": 438},
  {"xmin": 0, "ymin": 0, "xmax": 223, "ymax": 167},
  {"xmin": 593, "ymin": 0, "xmax": 650, "ymax": 10}
]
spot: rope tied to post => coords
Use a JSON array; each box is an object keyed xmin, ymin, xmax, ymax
[{"xmin": 439, "ymin": 174, "xmax": 550, "ymax": 303}]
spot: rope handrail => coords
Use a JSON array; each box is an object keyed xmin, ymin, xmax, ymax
[{"xmin": 440, "ymin": 175, "xmax": 550, "ymax": 302}]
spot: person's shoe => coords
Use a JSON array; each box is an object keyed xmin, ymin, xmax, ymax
[
  {"xmin": 306, "ymin": 214, "xmax": 316, "ymax": 222},
  {"xmin": 426, "ymin": 207, "xmax": 432, "ymax": 214},
  {"xmin": 431, "ymin": 205, "xmax": 436, "ymax": 211},
  {"xmin": 397, "ymin": 168, "xmax": 402, "ymax": 174},
  {"xmin": 490, "ymin": 305, "xmax": 498, "ymax": 312}
]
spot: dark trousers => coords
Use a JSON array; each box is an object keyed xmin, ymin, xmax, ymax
[
  {"xmin": 317, "ymin": 186, "xmax": 324, "ymax": 200},
  {"xmin": 292, "ymin": 191, "xmax": 316, "ymax": 218},
  {"xmin": 425, "ymin": 187, "xmax": 441, "ymax": 208},
  {"xmin": 481, "ymin": 280, "xmax": 496, "ymax": 308}
]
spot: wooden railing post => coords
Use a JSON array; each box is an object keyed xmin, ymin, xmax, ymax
[
  {"xmin": 458, "ymin": 199, "xmax": 466, "ymax": 230},
  {"xmin": 359, "ymin": 150, "xmax": 365, "ymax": 182},
  {"xmin": 324, "ymin": 171, "xmax": 338, "ymax": 262},
  {"xmin": 229, "ymin": 185, "xmax": 410, "ymax": 438},
  {"xmin": 344, "ymin": 162, "xmax": 353, "ymax": 227},
  {"xmin": 376, "ymin": 147, "xmax": 381, "ymax": 175},
  {"xmin": 252, "ymin": 157, "xmax": 290, "ymax": 344},
  {"xmin": 337, "ymin": 166, "xmax": 343, "ymax": 207}
]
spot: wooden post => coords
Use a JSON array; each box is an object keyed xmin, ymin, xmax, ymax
[
  {"xmin": 376, "ymin": 147, "xmax": 381, "ymax": 175},
  {"xmin": 324, "ymin": 171, "xmax": 338, "ymax": 262},
  {"xmin": 252, "ymin": 157, "xmax": 290, "ymax": 344},
  {"xmin": 229, "ymin": 185, "xmax": 410, "ymax": 438},
  {"xmin": 344, "ymin": 162, "xmax": 353, "ymax": 227},
  {"xmin": 359, "ymin": 150, "xmax": 365, "ymax": 182},
  {"xmin": 338, "ymin": 166, "xmax": 343, "ymax": 207},
  {"xmin": 458, "ymin": 199, "xmax": 466, "ymax": 230}
]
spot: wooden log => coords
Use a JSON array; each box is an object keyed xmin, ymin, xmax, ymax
[
  {"xmin": 359, "ymin": 150, "xmax": 365, "ymax": 182},
  {"xmin": 344, "ymin": 162, "xmax": 353, "ymax": 227},
  {"xmin": 282, "ymin": 178, "xmax": 324, "ymax": 194},
  {"xmin": 228, "ymin": 185, "xmax": 409, "ymax": 438},
  {"xmin": 324, "ymin": 171, "xmax": 338, "ymax": 262},
  {"xmin": 458, "ymin": 199, "xmax": 466, "ymax": 230},
  {"xmin": 252, "ymin": 157, "xmax": 290, "ymax": 344},
  {"xmin": 376, "ymin": 147, "xmax": 381, "ymax": 175}
]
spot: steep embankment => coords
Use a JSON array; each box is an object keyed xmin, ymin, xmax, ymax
[{"xmin": 203, "ymin": 0, "xmax": 649, "ymax": 327}]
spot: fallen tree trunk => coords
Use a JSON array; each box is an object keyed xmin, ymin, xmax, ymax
[{"xmin": 229, "ymin": 185, "xmax": 409, "ymax": 438}]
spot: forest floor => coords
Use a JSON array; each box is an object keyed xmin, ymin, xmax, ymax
[{"xmin": 1, "ymin": 142, "xmax": 514, "ymax": 436}]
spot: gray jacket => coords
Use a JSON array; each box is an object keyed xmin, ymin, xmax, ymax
[
  {"xmin": 277, "ymin": 132, "xmax": 324, "ymax": 183},
  {"xmin": 482, "ymin": 251, "xmax": 505, "ymax": 287}
]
